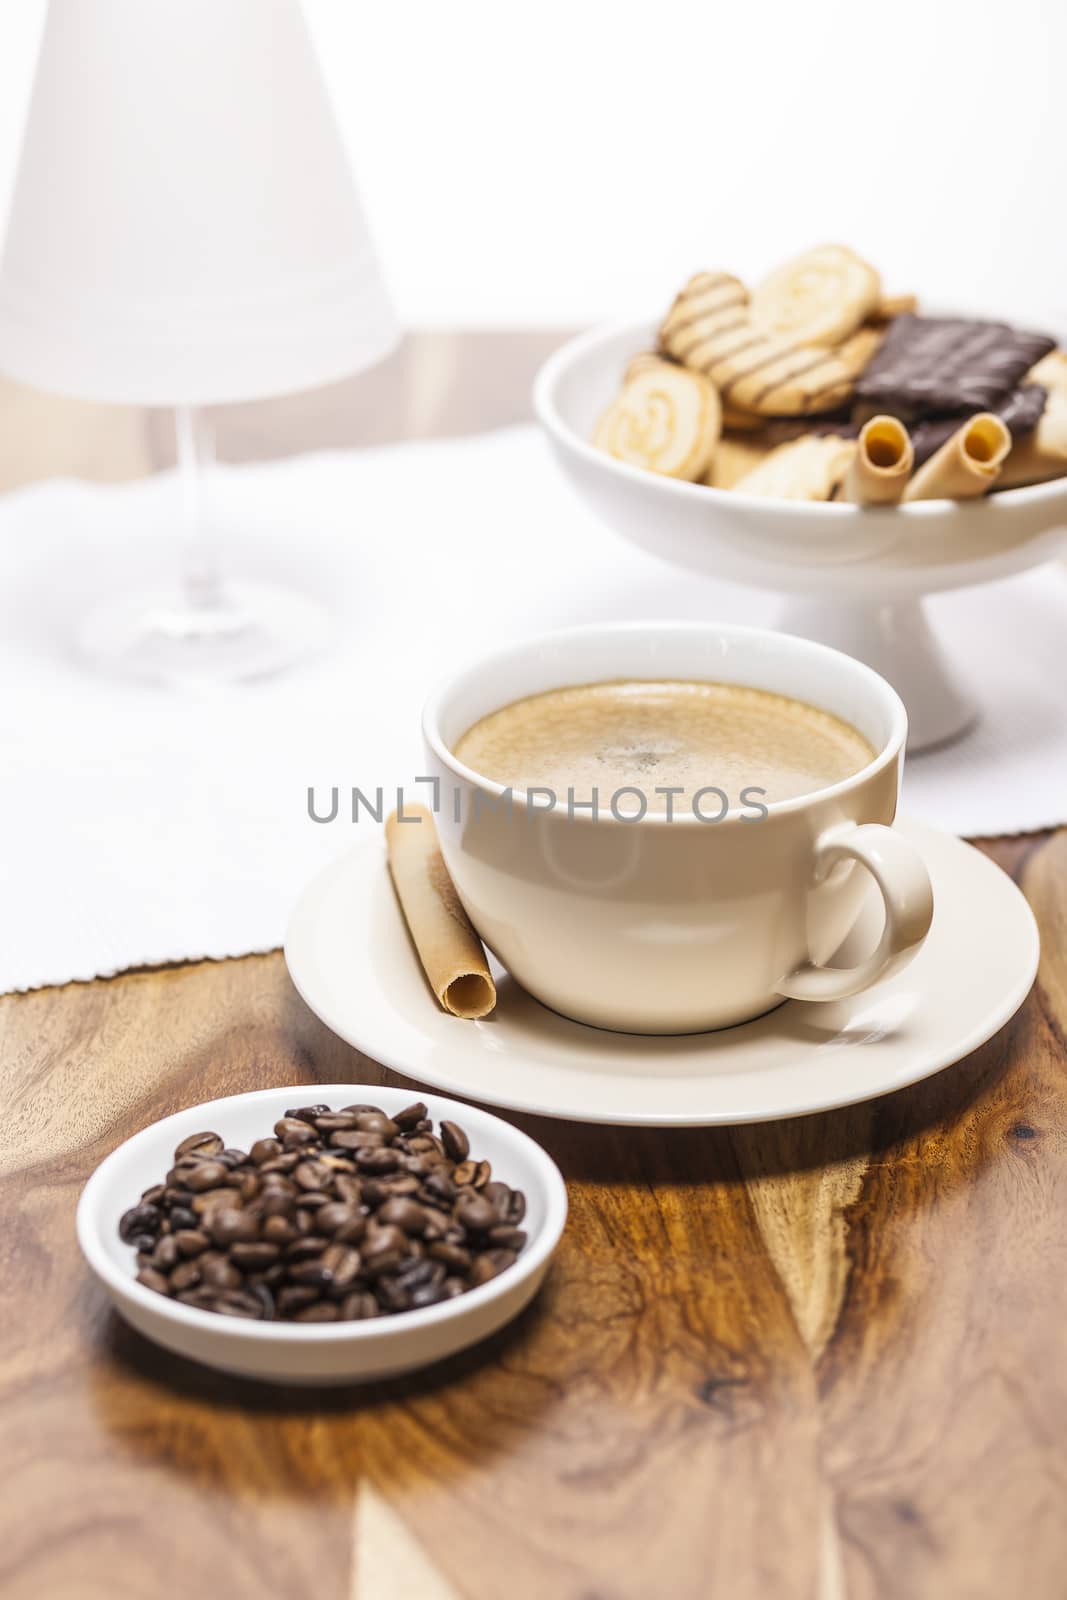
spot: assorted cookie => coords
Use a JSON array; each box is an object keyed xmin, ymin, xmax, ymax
[{"xmin": 593, "ymin": 246, "xmax": 1066, "ymax": 503}]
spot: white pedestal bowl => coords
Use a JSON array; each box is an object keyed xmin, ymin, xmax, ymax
[{"xmin": 534, "ymin": 320, "xmax": 1067, "ymax": 750}]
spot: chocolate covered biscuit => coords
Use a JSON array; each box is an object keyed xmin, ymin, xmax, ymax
[
  {"xmin": 855, "ymin": 315, "xmax": 1055, "ymax": 417},
  {"xmin": 910, "ymin": 383, "xmax": 1047, "ymax": 467}
]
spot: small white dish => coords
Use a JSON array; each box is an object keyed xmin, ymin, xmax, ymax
[
  {"xmin": 533, "ymin": 319, "xmax": 1067, "ymax": 749},
  {"xmin": 77, "ymin": 1085, "xmax": 568, "ymax": 1386},
  {"xmin": 285, "ymin": 822, "xmax": 1038, "ymax": 1127}
]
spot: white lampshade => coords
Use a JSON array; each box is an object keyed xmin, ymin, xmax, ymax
[{"xmin": 0, "ymin": 0, "xmax": 398, "ymax": 405}]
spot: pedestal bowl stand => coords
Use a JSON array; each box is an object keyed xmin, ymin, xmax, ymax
[{"xmin": 534, "ymin": 320, "xmax": 1067, "ymax": 750}]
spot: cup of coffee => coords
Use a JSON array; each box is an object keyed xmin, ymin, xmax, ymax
[{"xmin": 421, "ymin": 622, "xmax": 933, "ymax": 1034}]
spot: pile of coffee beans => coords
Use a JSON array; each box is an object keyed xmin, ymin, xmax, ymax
[{"xmin": 118, "ymin": 1101, "xmax": 527, "ymax": 1322}]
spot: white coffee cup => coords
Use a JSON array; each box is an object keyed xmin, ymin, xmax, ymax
[{"xmin": 422, "ymin": 621, "xmax": 933, "ymax": 1034}]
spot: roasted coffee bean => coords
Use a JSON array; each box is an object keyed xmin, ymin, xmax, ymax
[
  {"xmin": 376, "ymin": 1278, "xmax": 414, "ymax": 1313},
  {"xmin": 276, "ymin": 1285, "xmax": 321, "ymax": 1315},
  {"xmin": 354, "ymin": 1111, "xmax": 399, "ymax": 1138},
  {"xmin": 340, "ymin": 1102, "xmax": 384, "ymax": 1115},
  {"xmin": 207, "ymin": 1208, "xmax": 259, "ymax": 1247},
  {"xmin": 285, "ymin": 1235, "xmax": 330, "ymax": 1262},
  {"xmin": 220, "ymin": 1148, "xmax": 248, "ymax": 1167},
  {"xmin": 293, "ymin": 1159, "xmax": 332, "ymax": 1191},
  {"xmin": 453, "ymin": 1190, "xmax": 497, "ymax": 1234},
  {"xmin": 250, "ymin": 1284, "xmax": 275, "ymax": 1320},
  {"xmin": 355, "ymin": 1147, "xmax": 399, "ymax": 1175},
  {"xmin": 258, "ymin": 1152, "xmax": 300, "ymax": 1174},
  {"xmin": 482, "ymin": 1181, "xmax": 511, "ymax": 1218},
  {"xmin": 439, "ymin": 1120, "xmax": 470, "ymax": 1162},
  {"xmin": 229, "ymin": 1241, "xmax": 281, "ymax": 1272},
  {"xmin": 469, "ymin": 1249, "xmax": 518, "ymax": 1286},
  {"xmin": 273, "ymin": 1117, "xmax": 319, "ymax": 1146},
  {"xmin": 151, "ymin": 1234, "xmax": 180, "ymax": 1272},
  {"xmin": 340, "ymin": 1291, "xmax": 380, "ymax": 1320},
  {"xmin": 239, "ymin": 1173, "xmax": 261, "ymax": 1202},
  {"xmin": 411, "ymin": 1282, "xmax": 448, "ymax": 1309},
  {"xmin": 392, "ymin": 1101, "xmax": 428, "ymax": 1131},
  {"xmin": 262, "ymin": 1214, "xmax": 298, "ymax": 1245},
  {"xmin": 167, "ymin": 1204, "xmax": 198, "ymax": 1231},
  {"xmin": 361, "ymin": 1224, "xmax": 407, "ymax": 1275},
  {"xmin": 200, "ymin": 1256, "xmax": 243, "ymax": 1290},
  {"xmin": 261, "ymin": 1189, "xmax": 296, "ymax": 1220},
  {"xmin": 329, "ymin": 1129, "xmax": 384, "ymax": 1152},
  {"xmin": 295, "ymin": 1302, "xmax": 340, "ymax": 1323},
  {"xmin": 405, "ymin": 1134, "xmax": 439, "ymax": 1154},
  {"xmin": 173, "ymin": 1228, "xmax": 211, "ymax": 1258},
  {"xmin": 174, "ymin": 1130, "xmax": 224, "ymax": 1160},
  {"xmin": 376, "ymin": 1197, "xmax": 429, "ymax": 1236},
  {"xmin": 423, "ymin": 1170, "xmax": 456, "ymax": 1205},
  {"xmin": 119, "ymin": 1203, "xmax": 160, "ymax": 1243},
  {"xmin": 316, "ymin": 1201, "xmax": 365, "ymax": 1241},
  {"xmin": 311, "ymin": 1111, "xmax": 358, "ymax": 1133},
  {"xmin": 288, "ymin": 1261, "xmax": 334, "ymax": 1291},
  {"xmin": 249, "ymin": 1137, "xmax": 282, "ymax": 1165},
  {"xmin": 320, "ymin": 1243, "xmax": 362, "ymax": 1290},
  {"xmin": 136, "ymin": 1267, "xmax": 171, "ymax": 1295},
  {"xmin": 488, "ymin": 1226, "xmax": 527, "ymax": 1251},
  {"xmin": 505, "ymin": 1189, "xmax": 526, "ymax": 1225},
  {"xmin": 140, "ymin": 1183, "xmax": 167, "ymax": 1206},
  {"xmin": 170, "ymin": 1260, "xmax": 202, "ymax": 1292},
  {"xmin": 332, "ymin": 1173, "xmax": 362, "ymax": 1205},
  {"xmin": 192, "ymin": 1186, "xmax": 242, "ymax": 1216},
  {"xmin": 452, "ymin": 1160, "xmax": 476, "ymax": 1187},
  {"xmin": 211, "ymin": 1289, "xmax": 267, "ymax": 1320},
  {"xmin": 428, "ymin": 1241, "xmax": 472, "ymax": 1273},
  {"xmin": 183, "ymin": 1160, "xmax": 229, "ymax": 1192},
  {"xmin": 294, "ymin": 1208, "xmax": 314, "ymax": 1235},
  {"xmin": 287, "ymin": 1104, "xmax": 332, "ymax": 1123}
]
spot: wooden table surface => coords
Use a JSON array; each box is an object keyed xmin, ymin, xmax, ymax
[{"xmin": 2, "ymin": 335, "xmax": 1065, "ymax": 1600}]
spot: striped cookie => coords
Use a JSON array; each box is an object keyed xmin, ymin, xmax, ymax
[{"xmin": 660, "ymin": 272, "xmax": 872, "ymax": 417}]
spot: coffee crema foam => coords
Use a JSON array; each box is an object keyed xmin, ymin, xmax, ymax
[{"xmin": 453, "ymin": 679, "xmax": 876, "ymax": 807}]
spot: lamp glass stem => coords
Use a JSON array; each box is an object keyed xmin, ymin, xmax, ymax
[{"xmin": 175, "ymin": 404, "xmax": 223, "ymax": 609}]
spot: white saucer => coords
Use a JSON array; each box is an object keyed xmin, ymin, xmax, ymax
[{"xmin": 285, "ymin": 821, "xmax": 1038, "ymax": 1127}]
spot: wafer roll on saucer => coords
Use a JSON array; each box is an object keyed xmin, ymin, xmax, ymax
[
  {"xmin": 594, "ymin": 359, "xmax": 721, "ymax": 481},
  {"xmin": 843, "ymin": 415, "xmax": 913, "ymax": 504},
  {"xmin": 385, "ymin": 805, "xmax": 496, "ymax": 1019},
  {"xmin": 902, "ymin": 413, "xmax": 1011, "ymax": 502}
]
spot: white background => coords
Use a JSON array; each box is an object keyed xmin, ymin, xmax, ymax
[{"xmin": 1, "ymin": 0, "xmax": 1065, "ymax": 330}]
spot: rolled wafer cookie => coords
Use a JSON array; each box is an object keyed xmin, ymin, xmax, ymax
[
  {"xmin": 733, "ymin": 434, "xmax": 857, "ymax": 500},
  {"xmin": 843, "ymin": 415, "xmax": 913, "ymax": 504},
  {"xmin": 750, "ymin": 244, "xmax": 882, "ymax": 347},
  {"xmin": 902, "ymin": 413, "xmax": 1011, "ymax": 502},
  {"xmin": 660, "ymin": 272, "xmax": 871, "ymax": 417},
  {"xmin": 385, "ymin": 805, "xmax": 496, "ymax": 1018},
  {"xmin": 594, "ymin": 359, "xmax": 721, "ymax": 480}
]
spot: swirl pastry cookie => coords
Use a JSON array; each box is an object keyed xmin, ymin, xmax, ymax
[
  {"xmin": 594, "ymin": 357, "xmax": 721, "ymax": 481},
  {"xmin": 660, "ymin": 271, "xmax": 869, "ymax": 417},
  {"xmin": 750, "ymin": 244, "xmax": 881, "ymax": 348}
]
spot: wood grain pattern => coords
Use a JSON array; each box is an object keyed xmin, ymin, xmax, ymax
[{"xmin": 1, "ymin": 338, "xmax": 1065, "ymax": 1600}]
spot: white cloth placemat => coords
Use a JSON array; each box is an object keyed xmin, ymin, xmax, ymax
[{"xmin": 1, "ymin": 424, "xmax": 1064, "ymax": 994}]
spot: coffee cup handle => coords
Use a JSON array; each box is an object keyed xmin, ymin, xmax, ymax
[{"xmin": 776, "ymin": 823, "xmax": 934, "ymax": 1004}]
